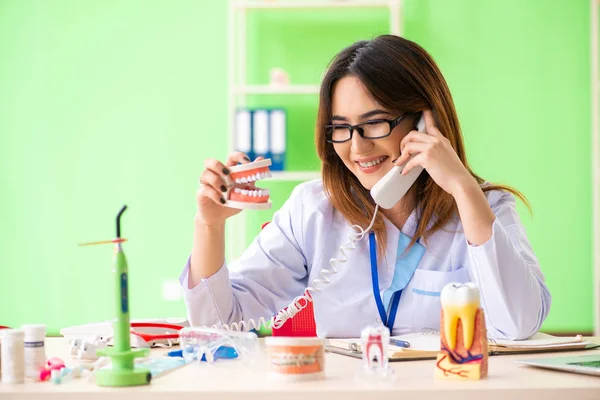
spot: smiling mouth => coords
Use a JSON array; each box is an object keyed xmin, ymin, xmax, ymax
[{"xmin": 356, "ymin": 156, "xmax": 389, "ymax": 168}]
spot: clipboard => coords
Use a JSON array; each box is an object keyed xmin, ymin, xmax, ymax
[
  {"xmin": 325, "ymin": 344, "xmax": 438, "ymax": 362},
  {"xmin": 326, "ymin": 332, "xmax": 598, "ymax": 362}
]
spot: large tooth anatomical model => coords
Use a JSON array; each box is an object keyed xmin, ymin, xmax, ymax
[{"xmin": 435, "ymin": 282, "xmax": 488, "ymax": 380}]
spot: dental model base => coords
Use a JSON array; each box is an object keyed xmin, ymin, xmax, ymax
[
  {"xmin": 224, "ymin": 159, "xmax": 272, "ymax": 210},
  {"xmin": 435, "ymin": 282, "xmax": 488, "ymax": 380},
  {"xmin": 370, "ymin": 114, "xmax": 426, "ymax": 209}
]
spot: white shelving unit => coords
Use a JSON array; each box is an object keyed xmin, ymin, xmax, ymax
[
  {"xmin": 232, "ymin": 1, "xmax": 399, "ymax": 10},
  {"xmin": 233, "ymin": 84, "xmax": 320, "ymax": 95},
  {"xmin": 591, "ymin": 0, "xmax": 600, "ymax": 336},
  {"xmin": 226, "ymin": 0, "xmax": 402, "ymax": 260}
]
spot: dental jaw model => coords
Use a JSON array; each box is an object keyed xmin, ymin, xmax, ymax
[
  {"xmin": 435, "ymin": 283, "xmax": 488, "ymax": 380},
  {"xmin": 225, "ymin": 159, "xmax": 272, "ymax": 210}
]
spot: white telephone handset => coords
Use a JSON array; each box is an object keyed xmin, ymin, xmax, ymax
[{"xmin": 370, "ymin": 114, "xmax": 426, "ymax": 209}]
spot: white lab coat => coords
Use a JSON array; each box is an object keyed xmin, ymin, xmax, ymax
[{"xmin": 180, "ymin": 180, "xmax": 551, "ymax": 339}]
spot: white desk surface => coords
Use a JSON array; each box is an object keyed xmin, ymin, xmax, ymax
[{"xmin": 0, "ymin": 337, "xmax": 599, "ymax": 400}]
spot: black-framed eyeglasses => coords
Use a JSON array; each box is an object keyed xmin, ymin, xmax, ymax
[{"xmin": 325, "ymin": 112, "xmax": 416, "ymax": 144}]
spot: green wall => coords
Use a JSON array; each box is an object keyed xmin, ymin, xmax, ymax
[
  {"xmin": 0, "ymin": 0, "xmax": 593, "ymax": 334},
  {"xmin": 0, "ymin": 0, "xmax": 227, "ymax": 334}
]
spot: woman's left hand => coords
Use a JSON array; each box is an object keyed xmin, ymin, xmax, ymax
[{"xmin": 394, "ymin": 109, "xmax": 475, "ymax": 197}]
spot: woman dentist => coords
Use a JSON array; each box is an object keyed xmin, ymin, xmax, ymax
[{"xmin": 180, "ymin": 35, "xmax": 551, "ymax": 339}]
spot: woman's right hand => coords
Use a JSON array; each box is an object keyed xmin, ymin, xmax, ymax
[{"xmin": 195, "ymin": 152, "xmax": 255, "ymax": 226}]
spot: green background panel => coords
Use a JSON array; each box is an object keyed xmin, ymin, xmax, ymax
[
  {"xmin": 0, "ymin": 0, "xmax": 594, "ymax": 334},
  {"xmin": 0, "ymin": 0, "xmax": 227, "ymax": 334}
]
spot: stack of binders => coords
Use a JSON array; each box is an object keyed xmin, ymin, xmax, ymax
[{"xmin": 234, "ymin": 108, "xmax": 286, "ymax": 171}]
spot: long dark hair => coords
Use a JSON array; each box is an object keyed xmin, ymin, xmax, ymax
[{"xmin": 315, "ymin": 35, "xmax": 528, "ymax": 253}]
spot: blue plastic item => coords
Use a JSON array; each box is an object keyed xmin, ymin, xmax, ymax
[{"xmin": 168, "ymin": 346, "xmax": 238, "ymax": 362}]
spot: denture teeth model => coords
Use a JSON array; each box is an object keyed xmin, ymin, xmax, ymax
[
  {"xmin": 435, "ymin": 282, "xmax": 488, "ymax": 380},
  {"xmin": 224, "ymin": 159, "xmax": 273, "ymax": 210}
]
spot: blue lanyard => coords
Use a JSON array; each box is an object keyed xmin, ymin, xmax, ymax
[{"xmin": 369, "ymin": 232, "xmax": 402, "ymax": 332}]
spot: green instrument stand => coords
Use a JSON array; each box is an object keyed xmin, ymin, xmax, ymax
[{"xmin": 95, "ymin": 205, "xmax": 151, "ymax": 387}]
